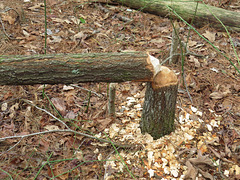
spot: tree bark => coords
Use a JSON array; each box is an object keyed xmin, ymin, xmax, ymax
[
  {"xmin": 141, "ymin": 83, "xmax": 178, "ymax": 139},
  {"xmin": 140, "ymin": 55, "xmax": 178, "ymax": 139},
  {"xmin": 0, "ymin": 52, "xmax": 153, "ymax": 85},
  {"xmin": 110, "ymin": 0, "xmax": 240, "ymax": 32}
]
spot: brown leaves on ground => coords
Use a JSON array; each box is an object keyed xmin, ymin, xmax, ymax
[
  {"xmin": 184, "ymin": 150, "xmax": 214, "ymax": 180},
  {"xmin": 0, "ymin": 0, "xmax": 240, "ymax": 179}
]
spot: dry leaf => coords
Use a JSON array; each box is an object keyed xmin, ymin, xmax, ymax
[
  {"xmin": 198, "ymin": 168, "xmax": 214, "ymax": 180},
  {"xmin": 150, "ymin": 38, "xmax": 164, "ymax": 44},
  {"xmin": 28, "ymin": 3, "xmax": 44, "ymax": 11},
  {"xmin": 73, "ymin": 32, "xmax": 85, "ymax": 41},
  {"xmin": 44, "ymin": 125, "xmax": 59, "ymax": 131},
  {"xmin": 203, "ymin": 30, "xmax": 215, "ymax": 42},
  {"xmin": 209, "ymin": 91, "xmax": 227, "ymax": 99},
  {"xmin": 2, "ymin": 14, "xmax": 16, "ymax": 24},
  {"xmin": 96, "ymin": 117, "xmax": 113, "ymax": 131},
  {"xmin": 1, "ymin": 102, "xmax": 8, "ymax": 111},
  {"xmin": 51, "ymin": 97, "xmax": 66, "ymax": 116},
  {"xmin": 184, "ymin": 161, "xmax": 198, "ymax": 179},
  {"xmin": 64, "ymin": 111, "xmax": 76, "ymax": 119},
  {"xmin": 189, "ymin": 152, "xmax": 213, "ymax": 167},
  {"xmin": 188, "ymin": 40, "xmax": 197, "ymax": 47}
]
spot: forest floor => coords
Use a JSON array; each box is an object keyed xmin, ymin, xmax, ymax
[{"xmin": 0, "ymin": 0, "xmax": 239, "ymax": 179}]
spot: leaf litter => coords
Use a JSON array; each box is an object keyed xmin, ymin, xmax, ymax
[{"xmin": 0, "ymin": 0, "xmax": 239, "ymax": 179}]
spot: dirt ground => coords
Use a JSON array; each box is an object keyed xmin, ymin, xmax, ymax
[{"xmin": 0, "ymin": 0, "xmax": 239, "ymax": 179}]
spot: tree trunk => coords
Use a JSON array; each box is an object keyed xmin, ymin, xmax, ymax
[
  {"xmin": 110, "ymin": 0, "xmax": 240, "ymax": 32},
  {"xmin": 141, "ymin": 82, "xmax": 178, "ymax": 139},
  {"xmin": 0, "ymin": 52, "xmax": 153, "ymax": 85},
  {"xmin": 140, "ymin": 55, "xmax": 178, "ymax": 139}
]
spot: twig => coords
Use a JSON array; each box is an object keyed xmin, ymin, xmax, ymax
[
  {"xmin": 0, "ymin": 137, "xmax": 23, "ymax": 156},
  {"xmin": 0, "ymin": 100, "xmax": 133, "ymax": 156},
  {"xmin": 183, "ymin": 73, "xmax": 193, "ymax": 104},
  {"xmin": 108, "ymin": 83, "xmax": 117, "ymax": 117},
  {"xmin": 169, "ymin": 21, "xmax": 180, "ymax": 64},
  {"xmin": 0, "ymin": 16, "xmax": 12, "ymax": 39},
  {"xmin": 97, "ymin": 3, "xmax": 132, "ymax": 23},
  {"xmin": 70, "ymin": 84, "xmax": 102, "ymax": 97},
  {"xmin": 0, "ymin": 129, "xmax": 132, "ymax": 150},
  {"xmin": 23, "ymin": 99, "xmax": 70, "ymax": 129},
  {"xmin": 0, "ymin": 7, "xmax": 20, "ymax": 40}
]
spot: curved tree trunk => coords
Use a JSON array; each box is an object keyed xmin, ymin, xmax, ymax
[{"xmin": 110, "ymin": 0, "xmax": 240, "ymax": 32}]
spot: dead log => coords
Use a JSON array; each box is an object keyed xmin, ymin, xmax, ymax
[{"xmin": 110, "ymin": 0, "xmax": 240, "ymax": 32}]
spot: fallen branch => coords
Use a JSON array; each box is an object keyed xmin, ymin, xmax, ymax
[{"xmin": 0, "ymin": 100, "xmax": 135, "ymax": 156}]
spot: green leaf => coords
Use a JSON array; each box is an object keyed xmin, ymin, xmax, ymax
[{"xmin": 79, "ymin": 17, "xmax": 86, "ymax": 24}]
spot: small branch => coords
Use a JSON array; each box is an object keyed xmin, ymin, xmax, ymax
[
  {"xmin": 71, "ymin": 84, "xmax": 102, "ymax": 98},
  {"xmin": 108, "ymin": 83, "xmax": 117, "ymax": 117},
  {"xmin": 0, "ymin": 7, "xmax": 20, "ymax": 40},
  {"xmin": 0, "ymin": 137, "xmax": 23, "ymax": 156},
  {"xmin": 0, "ymin": 99, "xmax": 133, "ymax": 156},
  {"xmin": 169, "ymin": 21, "xmax": 180, "ymax": 64},
  {"xmin": 0, "ymin": 129, "xmax": 132, "ymax": 151},
  {"xmin": 23, "ymin": 99, "xmax": 70, "ymax": 129}
]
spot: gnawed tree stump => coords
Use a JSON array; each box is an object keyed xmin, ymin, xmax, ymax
[
  {"xmin": 141, "ymin": 55, "xmax": 178, "ymax": 139},
  {"xmin": 0, "ymin": 52, "xmax": 178, "ymax": 139}
]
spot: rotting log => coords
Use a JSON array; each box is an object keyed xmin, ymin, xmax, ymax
[
  {"xmin": 109, "ymin": 0, "xmax": 240, "ymax": 32},
  {"xmin": 140, "ymin": 55, "xmax": 178, "ymax": 139},
  {"xmin": 0, "ymin": 52, "xmax": 178, "ymax": 139}
]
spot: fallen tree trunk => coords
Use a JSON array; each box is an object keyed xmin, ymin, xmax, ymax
[
  {"xmin": 0, "ymin": 52, "xmax": 178, "ymax": 139},
  {"xmin": 0, "ymin": 52, "xmax": 152, "ymax": 85},
  {"xmin": 110, "ymin": 0, "xmax": 240, "ymax": 32}
]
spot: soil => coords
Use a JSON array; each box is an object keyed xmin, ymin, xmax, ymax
[{"xmin": 0, "ymin": 0, "xmax": 239, "ymax": 179}]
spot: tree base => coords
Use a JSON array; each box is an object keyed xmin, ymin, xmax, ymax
[{"xmin": 140, "ymin": 82, "xmax": 178, "ymax": 140}]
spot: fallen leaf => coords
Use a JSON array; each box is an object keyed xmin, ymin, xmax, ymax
[
  {"xmin": 203, "ymin": 30, "xmax": 215, "ymax": 42},
  {"xmin": 1, "ymin": 14, "xmax": 16, "ymax": 24},
  {"xmin": 28, "ymin": 3, "xmax": 44, "ymax": 11},
  {"xmin": 73, "ymin": 32, "xmax": 85, "ymax": 41},
  {"xmin": 188, "ymin": 40, "xmax": 197, "ymax": 47},
  {"xmin": 96, "ymin": 117, "xmax": 113, "ymax": 131},
  {"xmin": 189, "ymin": 151, "xmax": 213, "ymax": 167},
  {"xmin": 1, "ymin": 102, "xmax": 8, "ymax": 111},
  {"xmin": 51, "ymin": 97, "xmax": 66, "ymax": 116},
  {"xmin": 184, "ymin": 160, "xmax": 198, "ymax": 179},
  {"xmin": 44, "ymin": 125, "xmax": 59, "ymax": 131},
  {"xmin": 198, "ymin": 168, "xmax": 214, "ymax": 180},
  {"xmin": 64, "ymin": 111, "xmax": 76, "ymax": 120},
  {"xmin": 209, "ymin": 91, "xmax": 228, "ymax": 99}
]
